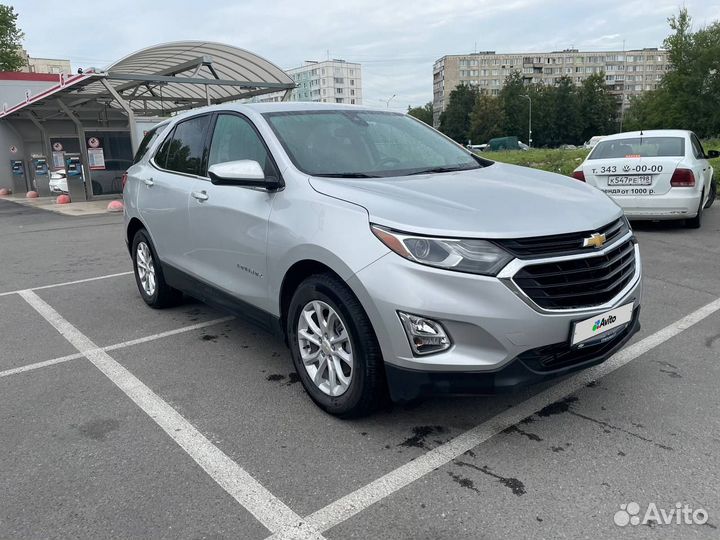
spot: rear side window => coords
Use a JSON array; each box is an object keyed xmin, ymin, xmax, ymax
[
  {"xmin": 160, "ymin": 115, "xmax": 211, "ymax": 175},
  {"xmin": 134, "ymin": 124, "xmax": 167, "ymax": 164},
  {"xmin": 589, "ymin": 137, "xmax": 685, "ymax": 159},
  {"xmin": 690, "ymin": 135, "xmax": 705, "ymax": 159}
]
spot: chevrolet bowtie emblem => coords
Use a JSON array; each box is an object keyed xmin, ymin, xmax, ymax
[{"xmin": 583, "ymin": 232, "xmax": 606, "ymax": 248}]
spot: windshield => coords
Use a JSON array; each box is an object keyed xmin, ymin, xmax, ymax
[
  {"xmin": 262, "ymin": 110, "xmax": 483, "ymax": 177},
  {"xmin": 588, "ymin": 137, "xmax": 685, "ymax": 159}
]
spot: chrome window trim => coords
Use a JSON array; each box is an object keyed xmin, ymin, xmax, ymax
[{"xmin": 497, "ymin": 231, "xmax": 640, "ymax": 315}]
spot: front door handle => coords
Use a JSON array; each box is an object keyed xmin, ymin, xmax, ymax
[
  {"xmin": 142, "ymin": 177, "xmax": 154, "ymax": 187},
  {"xmin": 191, "ymin": 190, "xmax": 209, "ymax": 201}
]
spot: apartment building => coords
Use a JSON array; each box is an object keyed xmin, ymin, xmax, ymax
[
  {"xmin": 19, "ymin": 49, "xmax": 72, "ymax": 74},
  {"xmin": 255, "ymin": 59, "xmax": 362, "ymax": 105},
  {"xmin": 432, "ymin": 48, "xmax": 668, "ymax": 126}
]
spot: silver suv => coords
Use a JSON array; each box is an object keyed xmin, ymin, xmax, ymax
[{"xmin": 124, "ymin": 103, "xmax": 642, "ymax": 417}]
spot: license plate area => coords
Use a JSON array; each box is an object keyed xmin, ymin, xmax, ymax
[
  {"xmin": 571, "ymin": 303, "xmax": 634, "ymax": 347},
  {"xmin": 607, "ymin": 175, "xmax": 653, "ymax": 186}
]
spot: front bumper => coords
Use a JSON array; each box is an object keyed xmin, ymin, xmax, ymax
[
  {"xmin": 385, "ymin": 307, "xmax": 640, "ymax": 400},
  {"xmin": 348, "ymin": 234, "xmax": 642, "ymax": 400}
]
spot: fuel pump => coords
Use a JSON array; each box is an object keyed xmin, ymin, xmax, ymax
[
  {"xmin": 64, "ymin": 154, "xmax": 87, "ymax": 201},
  {"xmin": 31, "ymin": 156, "xmax": 50, "ymax": 196},
  {"xmin": 10, "ymin": 159, "xmax": 27, "ymax": 195}
]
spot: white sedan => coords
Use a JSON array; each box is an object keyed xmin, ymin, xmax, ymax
[
  {"xmin": 572, "ymin": 129, "xmax": 717, "ymax": 228},
  {"xmin": 48, "ymin": 171, "xmax": 68, "ymax": 194}
]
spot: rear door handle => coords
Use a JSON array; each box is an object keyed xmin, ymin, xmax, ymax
[
  {"xmin": 191, "ymin": 190, "xmax": 209, "ymax": 201},
  {"xmin": 142, "ymin": 177, "xmax": 154, "ymax": 187}
]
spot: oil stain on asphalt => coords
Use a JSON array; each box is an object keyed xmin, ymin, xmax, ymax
[
  {"xmin": 453, "ymin": 460, "xmax": 526, "ymax": 496},
  {"xmin": 77, "ymin": 418, "xmax": 120, "ymax": 441},
  {"xmin": 398, "ymin": 425, "xmax": 447, "ymax": 449}
]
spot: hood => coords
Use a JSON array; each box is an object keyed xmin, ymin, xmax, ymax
[{"xmin": 308, "ymin": 162, "xmax": 623, "ymax": 238}]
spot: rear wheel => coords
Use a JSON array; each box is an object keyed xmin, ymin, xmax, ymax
[
  {"xmin": 685, "ymin": 193, "xmax": 704, "ymax": 229},
  {"xmin": 131, "ymin": 229, "xmax": 183, "ymax": 308},
  {"xmin": 705, "ymin": 180, "xmax": 716, "ymax": 209},
  {"xmin": 287, "ymin": 273, "xmax": 386, "ymax": 417}
]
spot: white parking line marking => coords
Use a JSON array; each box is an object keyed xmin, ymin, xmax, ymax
[
  {"xmin": 0, "ymin": 316, "xmax": 235, "ymax": 380},
  {"xmin": 0, "ymin": 353, "xmax": 84, "ymax": 378},
  {"xmin": 296, "ymin": 297, "xmax": 720, "ymax": 535},
  {"xmin": 17, "ymin": 290, "xmax": 323, "ymax": 539},
  {"xmin": 0, "ymin": 271, "xmax": 133, "ymax": 297}
]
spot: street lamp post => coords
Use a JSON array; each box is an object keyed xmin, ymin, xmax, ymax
[
  {"xmin": 385, "ymin": 94, "xmax": 396, "ymax": 108},
  {"xmin": 521, "ymin": 94, "xmax": 532, "ymax": 147}
]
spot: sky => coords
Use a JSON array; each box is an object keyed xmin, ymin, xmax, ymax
[{"xmin": 12, "ymin": 0, "xmax": 720, "ymax": 111}]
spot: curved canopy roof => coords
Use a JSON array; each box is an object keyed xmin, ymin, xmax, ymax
[
  {"xmin": 99, "ymin": 41, "xmax": 295, "ymax": 113},
  {"xmin": 0, "ymin": 41, "xmax": 295, "ymax": 120}
]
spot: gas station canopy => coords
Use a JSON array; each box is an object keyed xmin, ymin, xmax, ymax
[
  {"xmin": 0, "ymin": 41, "xmax": 295, "ymax": 201},
  {"xmin": 0, "ymin": 40, "xmax": 295, "ymax": 131}
]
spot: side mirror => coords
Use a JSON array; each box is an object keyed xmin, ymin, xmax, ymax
[
  {"xmin": 706, "ymin": 150, "xmax": 720, "ymax": 159},
  {"xmin": 207, "ymin": 160, "xmax": 282, "ymax": 190}
]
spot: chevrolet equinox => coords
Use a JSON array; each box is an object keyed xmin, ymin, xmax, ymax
[{"xmin": 124, "ymin": 103, "xmax": 642, "ymax": 417}]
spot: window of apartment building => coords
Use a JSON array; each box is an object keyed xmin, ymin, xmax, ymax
[
  {"xmin": 321, "ymin": 69, "xmax": 325, "ymax": 75},
  {"xmin": 334, "ymin": 77, "xmax": 344, "ymax": 84},
  {"xmin": 322, "ymin": 89, "xmax": 326, "ymax": 96},
  {"xmin": 335, "ymin": 98, "xmax": 343, "ymax": 103},
  {"xmin": 351, "ymin": 99, "xmax": 355, "ymax": 104},
  {"xmin": 350, "ymin": 89, "xmax": 355, "ymax": 95},
  {"xmin": 491, "ymin": 89, "xmax": 499, "ymax": 95},
  {"xmin": 336, "ymin": 88, "xmax": 343, "ymax": 94},
  {"xmin": 349, "ymin": 69, "xmax": 354, "ymax": 75},
  {"xmin": 565, "ymin": 67, "xmax": 572, "ymax": 74},
  {"xmin": 350, "ymin": 79, "xmax": 354, "ymax": 85}
]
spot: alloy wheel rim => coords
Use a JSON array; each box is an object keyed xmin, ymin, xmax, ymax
[
  {"xmin": 297, "ymin": 300, "xmax": 354, "ymax": 397},
  {"xmin": 136, "ymin": 242, "xmax": 157, "ymax": 297}
]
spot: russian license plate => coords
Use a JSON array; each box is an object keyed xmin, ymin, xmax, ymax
[
  {"xmin": 571, "ymin": 303, "xmax": 633, "ymax": 346},
  {"xmin": 608, "ymin": 175, "xmax": 652, "ymax": 186}
]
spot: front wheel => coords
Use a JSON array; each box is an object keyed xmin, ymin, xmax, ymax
[{"xmin": 287, "ymin": 273, "xmax": 386, "ymax": 417}]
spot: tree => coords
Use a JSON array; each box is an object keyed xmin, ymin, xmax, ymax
[
  {"xmin": 407, "ymin": 102, "xmax": 433, "ymax": 125},
  {"xmin": 468, "ymin": 92, "xmax": 503, "ymax": 143},
  {"xmin": 439, "ymin": 83, "xmax": 478, "ymax": 143},
  {"xmin": 625, "ymin": 8, "xmax": 720, "ymax": 137},
  {"xmin": 498, "ymin": 70, "xmax": 527, "ymax": 140},
  {"xmin": 0, "ymin": 5, "xmax": 25, "ymax": 71},
  {"xmin": 578, "ymin": 73, "xmax": 617, "ymax": 141}
]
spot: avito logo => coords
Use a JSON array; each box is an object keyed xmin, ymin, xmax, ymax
[{"xmin": 592, "ymin": 315, "xmax": 616, "ymax": 332}]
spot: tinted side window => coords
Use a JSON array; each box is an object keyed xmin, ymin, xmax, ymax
[
  {"xmin": 134, "ymin": 124, "xmax": 167, "ymax": 164},
  {"xmin": 690, "ymin": 135, "xmax": 705, "ymax": 159},
  {"xmin": 154, "ymin": 127, "xmax": 175, "ymax": 169},
  {"xmin": 208, "ymin": 114, "xmax": 277, "ymax": 177},
  {"xmin": 165, "ymin": 115, "xmax": 211, "ymax": 175}
]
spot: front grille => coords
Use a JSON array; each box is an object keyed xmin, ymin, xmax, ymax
[
  {"xmin": 518, "ymin": 308, "xmax": 638, "ymax": 372},
  {"xmin": 495, "ymin": 218, "xmax": 628, "ymax": 259},
  {"xmin": 512, "ymin": 238, "xmax": 636, "ymax": 309}
]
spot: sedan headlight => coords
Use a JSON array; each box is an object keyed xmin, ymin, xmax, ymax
[{"xmin": 371, "ymin": 224, "xmax": 513, "ymax": 276}]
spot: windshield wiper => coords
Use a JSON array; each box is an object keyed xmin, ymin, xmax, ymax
[
  {"xmin": 313, "ymin": 172, "xmax": 381, "ymax": 178},
  {"xmin": 405, "ymin": 166, "xmax": 475, "ymax": 176}
]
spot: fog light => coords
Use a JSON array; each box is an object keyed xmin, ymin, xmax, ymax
[{"xmin": 398, "ymin": 312, "xmax": 451, "ymax": 355}]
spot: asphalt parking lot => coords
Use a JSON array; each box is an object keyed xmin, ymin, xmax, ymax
[{"xmin": 1, "ymin": 197, "xmax": 719, "ymax": 539}]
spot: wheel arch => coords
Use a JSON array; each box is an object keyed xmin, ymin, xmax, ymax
[{"xmin": 126, "ymin": 217, "xmax": 146, "ymax": 253}]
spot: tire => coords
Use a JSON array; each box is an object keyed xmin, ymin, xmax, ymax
[
  {"xmin": 705, "ymin": 180, "xmax": 716, "ymax": 209},
  {"xmin": 286, "ymin": 273, "xmax": 386, "ymax": 418},
  {"xmin": 685, "ymin": 193, "xmax": 704, "ymax": 229},
  {"xmin": 131, "ymin": 229, "xmax": 183, "ymax": 308}
]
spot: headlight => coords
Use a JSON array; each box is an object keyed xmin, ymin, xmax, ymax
[{"xmin": 371, "ymin": 224, "xmax": 513, "ymax": 276}]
